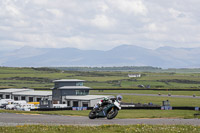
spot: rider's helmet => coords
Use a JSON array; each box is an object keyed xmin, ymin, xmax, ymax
[{"xmin": 117, "ymin": 95, "xmax": 123, "ymax": 101}]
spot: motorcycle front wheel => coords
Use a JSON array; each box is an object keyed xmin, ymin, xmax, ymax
[
  {"xmin": 107, "ymin": 107, "xmax": 118, "ymax": 119},
  {"xmin": 89, "ymin": 110, "xmax": 96, "ymax": 119}
]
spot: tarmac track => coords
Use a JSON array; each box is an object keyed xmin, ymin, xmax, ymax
[{"xmin": 0, "ymin": 113, "xmax": 200, "ymax": 126}]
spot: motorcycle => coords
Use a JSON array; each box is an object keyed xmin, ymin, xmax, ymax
[{"xmin": 89, "ymin": 95, "xmax": 122, "ymax": 119}]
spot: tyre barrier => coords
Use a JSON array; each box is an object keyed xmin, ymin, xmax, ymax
[
  {"xmin": 31, "ymin": 107, "xmax": 93, "ymax": 111},
  {"xmin": 122, "ymin": 107, "xmax": 161, "ymax": 110},
  {"xmin": 31, "ymin": 106, "xmax": 199, "ymax": 111}
]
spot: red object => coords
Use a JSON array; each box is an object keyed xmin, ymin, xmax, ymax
[{"xmin": 101, "ymin": 100, "xmax": 103, "ymax": 102}]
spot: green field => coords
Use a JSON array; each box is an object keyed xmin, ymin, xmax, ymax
[
  {"xmin": 0, "ymin": 67, "xmax": 200, "ymax": 90},
  {"xmin": 121, "ymin": 95, "xmax": 200, "ymax": 107},
  {"xmin": 91, "ymin": 90, "xmax": 200, "ymax": 96},
  {"xmin": 1, "ymin": 67, "xmax": 200, "ymax": 120},
  {"xmin": 0, "ymin": 124, "xmax": 200, "ymax": 133}
]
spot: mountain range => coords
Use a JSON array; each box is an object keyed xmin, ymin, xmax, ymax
[{"xmin": 1, "ymin": 45, "xmax": 200, "ymax": 68}]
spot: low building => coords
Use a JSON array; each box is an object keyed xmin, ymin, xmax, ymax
[
  {"xmin": 13, "ymin": 90, "xmax": 52, "ymax": 102},
  {"xmin": 63, "ymin": 95, "xmax": 113, "ymax": 107},
  {"xmin": 128, "ymin": 74, "xmax": 141, "ymax": 78},
  {"xmin": 0, "ymin": 88, "xmax": 33, "ymax": 99}
]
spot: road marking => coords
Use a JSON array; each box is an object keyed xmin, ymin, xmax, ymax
[{"xmin": 16, "ymin": 113, "xmax": 40, "ymax": 115}]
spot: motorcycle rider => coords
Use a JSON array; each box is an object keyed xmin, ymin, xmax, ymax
[
  {"xmin": 89, "ymin": 95, "xmax": 123, "ymax": 119},
  {"xmin": 96, "ymin": 97, "xmax": 110, "ymax": 111}
]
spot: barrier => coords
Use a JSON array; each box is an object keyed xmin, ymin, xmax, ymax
[
  {"xmin": 5, "ymin": 88, "xmax": 199, "ymax": 91},
  {"xmin": 31, "ymin": 107, "xmax": 93, "ymax": 111},
  {"xmin": 72, "ymin": 107, "xmax": 88, "ymax": 110},
  {"xmin": 31, "ymin": 107, "xmax": 72, "ymax": 111},
  {"xmin": 122, "ymin": 107, "xmax": 160, "ymax": 110},
  {"xmin": 90, "ymin": 88, "xmax": 200, "ymax": 91},
  {"xmin": 172, "ymin": 107, "xmax": 198, "ymax": 110},
  {"xmin": 161, "ymin": 106, "xmax": 172, "ymax": 110},
  {"xmin": 31, "ymin": 106, "xmax": 199, "ymax": 111}
]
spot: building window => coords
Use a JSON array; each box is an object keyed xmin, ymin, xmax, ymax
[
  {"xmin": 73, "ymin": 101, "xmax": 78, "ymax": 107},
  {"xmin": 29, "ymin": 97, "xmax": 33, "ymax": 102},
  {"xmin": 0, "ymin": 94, "xmax": 2, "ymax": 99},
  {"xmin": 41, "ymin": 100, "xmax": 48, "ymax": 105},
  {"xmin": 6, "ymin": 95, "xmax": 10, "ymax": 99},
  {"xmin": 55, "ymin": 83, "xmax": 59, "ymax": 88},
  {"xmin": 82, "ymin": 102, "xmax": 88, "ymax": 107},
  {"xmin": 36, "ymin": 98, "xmax": 41, "ymax": 102},
  {"xmin": 21, "ymin": 96, "xmax": 26, "ymax": 100},
  {"xmin": 76, "ymin": 82, "xmax": 83, "ymax": 86},
  {"xmin": 75, "ymin": 90, "xmax": 88, "ymax": 95},
  {"xmin": 14, "ymin": 96, "xmax": 18, "ymax": 101},
  {"xmin": 67, "ymin": 101, "xmax": 70, "ymax": 106}
]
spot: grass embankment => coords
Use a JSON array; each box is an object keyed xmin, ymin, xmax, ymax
[
  {"xmin": 0, "ymin": 109, "xmax": 199, "ymax": 119},
  {"xmin": 0, "ymin": 124, "xmax": 200, "ymax": 133},
  {"xmin": 90, "ymin": 92, "xmax": 200, "ymax": 107},
  {"xmin": 91, "ymin": 90, "xmax": 200, "ymax": 96},
  {"xmin": 122, "ymin": 95, "xmax": 200, "ymax": 107}
]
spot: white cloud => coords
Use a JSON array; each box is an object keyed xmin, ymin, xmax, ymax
[
  {"xmin": 108, "ymin": 0, "xmax": 147, "ymax": 15},
  {"xmin": 0, "ymin": 0, "xmax": 200, "ymax": 51},
  {"xmin": 46, "ymin": 9, "xmax": 63, "ymax": 18},
  {"xmin": 169, "ymin": 8, "xmax": 183, "ymax": 18},
  {"xmin": 145, "ymin": 23, "xmax": 167, "ymax": 32},
  {"xmin": 91, "ymin": 14, "xmax": 116, "ymax": 29},
  {"xmin": 98, "ymin": 2, "xmax": 109, "ymax": 12}
]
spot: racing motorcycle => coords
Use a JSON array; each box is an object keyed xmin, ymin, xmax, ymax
[{"xmin": 89, "ymin": 95, "xmax": 122, "ymax": 119}]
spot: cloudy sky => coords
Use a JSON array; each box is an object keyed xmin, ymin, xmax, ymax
[{"xmin": 1, "ymin": 0, "xmax": 200, "ymax": 51}]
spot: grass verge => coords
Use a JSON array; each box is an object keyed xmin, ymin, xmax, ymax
[{"xmin": 0, "ymin": 124, "xmax": 200, "ymax": 133}]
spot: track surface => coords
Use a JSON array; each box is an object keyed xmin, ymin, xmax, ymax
[
  {"xmin": 95, "ymin": 93, "xmax": 200, "ymax": 99},
  {"xmin": 0, "ymin": 113, "xmax": 200, "ymax": 126}
]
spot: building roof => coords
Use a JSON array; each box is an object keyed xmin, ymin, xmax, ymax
[
  {"xmin": 13, "ymin": 91, "xmax": 52, "ymax": 96},
  {"xmin": 64, "ymin": 95, "xmax": 114, "ymax": 100},
  {"xmin": 53, "ymin": 79, "xmax": 85, "ymax": 83},
  {"xmin": 0, "ymin": 88, "xmax": 33, "ymax": 93},
  {"xmin": 58, "ymin": 86, "xmax": 90, "ymax": 90}
]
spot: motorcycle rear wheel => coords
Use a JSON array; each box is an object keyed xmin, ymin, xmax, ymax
[
  {"xmin": 89, "ymin": 110, "xmax": 96, "ymax": 119},
  {"xmin": 107, "ymin": 107, "xmax": 118, "ymax": 119}
]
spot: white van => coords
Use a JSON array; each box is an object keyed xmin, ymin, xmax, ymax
[
  {"xmin": 0, "ymin": 99, "xmax": 14, "ymax": 108},
  {"xmin": 16, "ymin": 103, "xmax": 37, "ymax": 111},
  {"xmin": 6, "ymin": 100, "xmax": 27, "ymax": 110}
]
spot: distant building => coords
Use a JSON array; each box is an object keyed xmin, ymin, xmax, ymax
[
  {"xmin": 13, "ymin": 90, "xmax": 52, "ymax": 102},
  {"xmin": 0, "ymin": 88, "xmax": 33, "ymax": 99},
  {"xmin": 52, "ymin": 79, "xmax": 112, "ymax": 107},
  {"xmin": 52, "ymin": 79, "xmax": 90, "ymax": 104},
  {"xmin": 0, "ymin": 88, "xmax": 52, "ymax": 102},
  {"xmin": 0, "ymin": 79, "xmax": 112, "ymax": 107},
  {"xmin": 128, "ymin": 74, "xmax": 141, "ymax": 78}
]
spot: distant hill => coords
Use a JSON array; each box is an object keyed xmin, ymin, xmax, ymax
[{"xmin": 1, "ymin": 45, "xmax": 200, "ymax": 68}]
